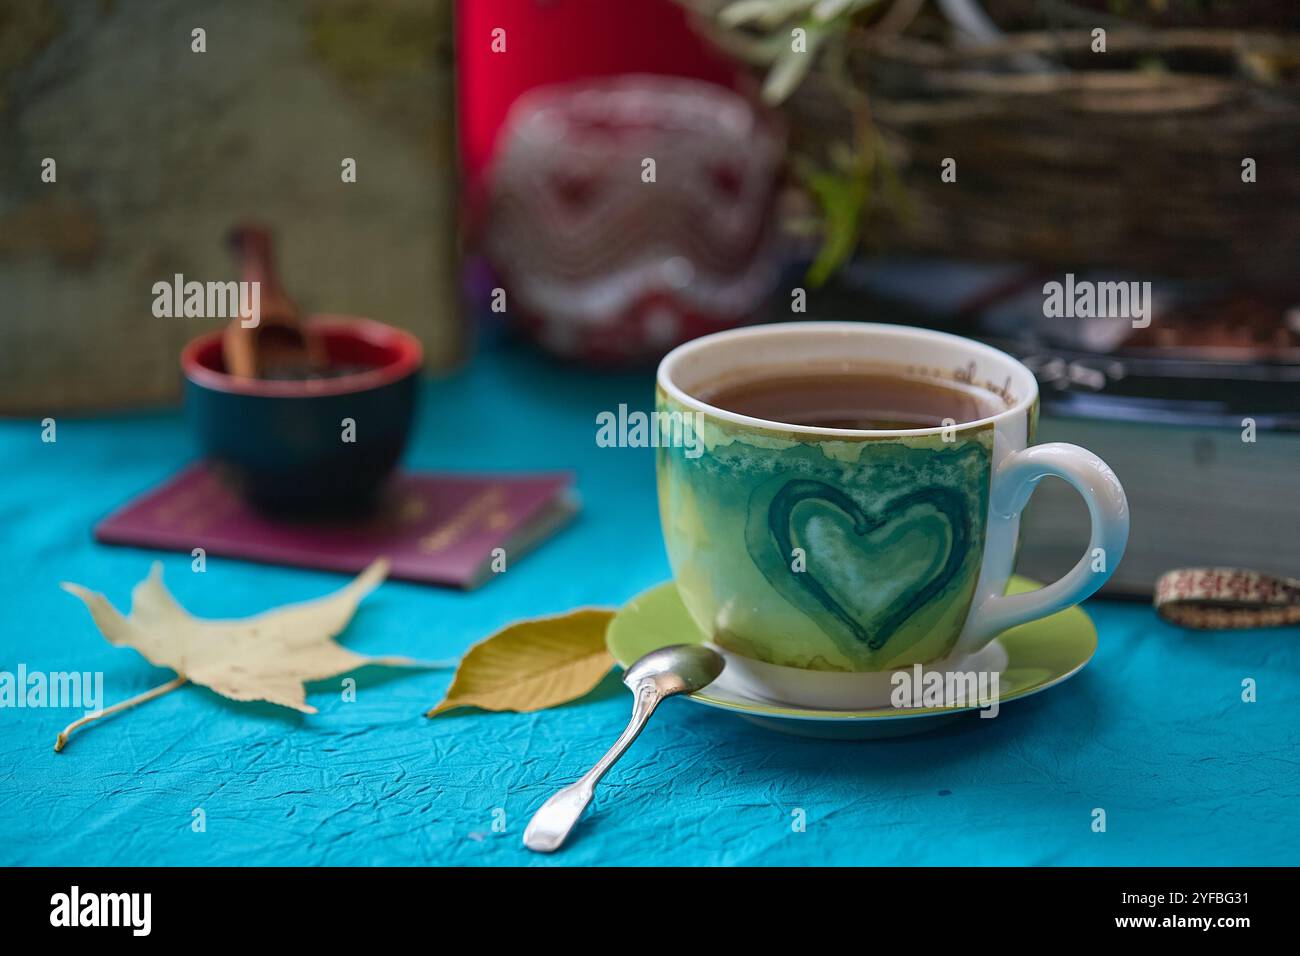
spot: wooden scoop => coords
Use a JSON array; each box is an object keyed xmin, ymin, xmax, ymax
[{"xmin": 222, "ymin": 225, "xmax": 327, "ymax": 379}]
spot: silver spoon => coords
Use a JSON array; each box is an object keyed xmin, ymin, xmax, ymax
[{"xmin": 523, "ymin": 643, "xmax": 725, "ymax": 853}]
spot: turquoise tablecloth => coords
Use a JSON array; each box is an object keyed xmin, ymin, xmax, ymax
[{"xmin": 2, "ymin": 339, "xmax": 1297, "ymax": 866}]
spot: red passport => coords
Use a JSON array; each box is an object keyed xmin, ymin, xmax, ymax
[{"xmin": 95, "ymin": 464, "xmax": 577, "ymax": 588}]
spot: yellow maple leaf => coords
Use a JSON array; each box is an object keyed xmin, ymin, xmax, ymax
[{"xmin": 57, "ymin": 559, "xmax": 445, "ymax": 751}]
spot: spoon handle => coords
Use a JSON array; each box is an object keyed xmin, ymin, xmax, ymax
[
  {"xmin": 523, "ymin": 682, "xmax": 661, "ymax": 853},
  {"xmin": 229, "ymin": 225, "xmax": 288, "ymax": 302}
]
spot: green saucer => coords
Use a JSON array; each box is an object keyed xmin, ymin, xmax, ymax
[{"xmin": 605, "ymin": 576, "xmax": 1097, "ymax": 739}]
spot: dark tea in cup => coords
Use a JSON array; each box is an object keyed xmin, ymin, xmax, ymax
[{"xmin": 695, "ymin": 365, "xmax": 992, "ymax": 430}]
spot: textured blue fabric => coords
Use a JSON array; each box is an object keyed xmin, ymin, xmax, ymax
[{"xmin": 1, "ymin": 339, "xmax": 1296, "ymax": 866}]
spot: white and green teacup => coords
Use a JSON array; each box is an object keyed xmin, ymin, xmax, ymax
[{"xmin": 656, "ymin": 322, "xmax": 1129, "ymax": 708}]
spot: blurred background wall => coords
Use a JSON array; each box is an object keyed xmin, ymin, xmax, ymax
[{"xmin": 0, "ymin": 0, "xmax": 461, "ymax": 413}]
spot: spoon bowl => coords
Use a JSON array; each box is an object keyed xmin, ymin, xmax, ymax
[{"xmin": 623, "ymin": 644, "xmax": 725, "ymax": 698}]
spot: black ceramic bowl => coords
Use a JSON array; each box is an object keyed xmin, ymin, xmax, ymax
[{"xmin": 181, "ymin": 315, "xmax": 422, "ymax": 512}]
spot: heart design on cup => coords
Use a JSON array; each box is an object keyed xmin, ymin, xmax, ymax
[{"xmin": 746, "ymin": 478, "xmax": 972, "ymax": 662}]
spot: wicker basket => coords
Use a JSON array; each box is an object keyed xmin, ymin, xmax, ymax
[{"xmin": 793, "ymin": 27, "xmax": 1300, "ymax": 285}]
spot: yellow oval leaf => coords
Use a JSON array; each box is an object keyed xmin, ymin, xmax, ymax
[{"xmin": 427, "ymin": 609, "xmax": 615, "ymax": 717}]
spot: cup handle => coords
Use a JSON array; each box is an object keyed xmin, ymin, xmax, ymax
[{"xmin": 955, "ymin": 442, "xmax": 1129, "ymax": 655}]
